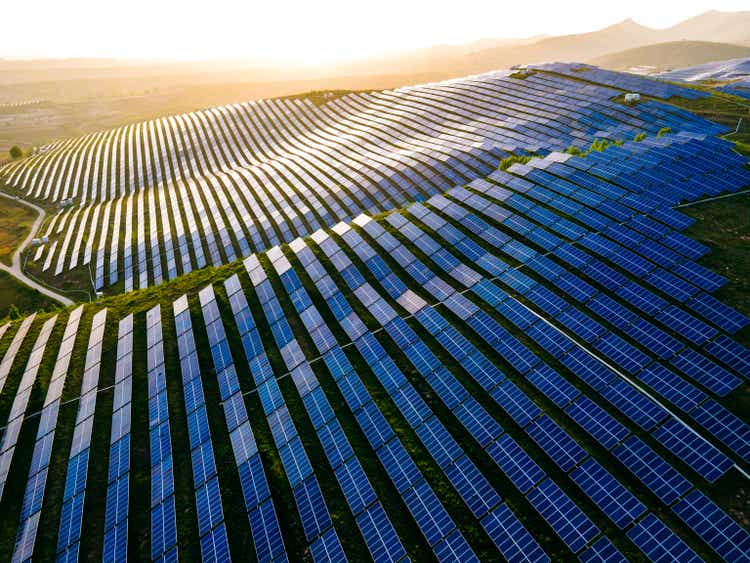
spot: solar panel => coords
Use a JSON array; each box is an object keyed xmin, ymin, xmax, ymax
[
  {"xmin": 526, "ymin": 478, "xmax": 600, "ymax": 553},
  {"xmin": 612, "ymin": 436, "xmax": 691, "ymax": 505},
  {"xmin": 56, "ymin": 309, "xmax": 107, "ymax": 562},
  {"xmin": 570, "ymin": 458, "xmax": 646, "ymax": 529},
  {"xmin": 627, "ymin": 514, "xmax": 702, "ymax": 563},
  {"xmin": 652, "ymin": 419, "xmax": 733, "ymax": 483},
  {"xmin": 12, "ymin": 307, "xmax": 83, "ymax": 563},
  {"xmin": 102, "ymin": 315, "xmax": 134, "ymax": 563},
  {"xmin": 527, "ymin": 415, "xmax": 586, "ymax": 472},
  {"xmin": 578, "ymin": 537, "xmax": 626, "ymax": 563},
  {"xmin": 202, "ymin": 285, "xmax": 287, "ymax": 561},
  {"xmin": 673, "ymin": 490, "xmax": 750, "ymax": 561},
  {"xmin": 173, "ymin": 297, "xmax": 230, "ymax": 559}
]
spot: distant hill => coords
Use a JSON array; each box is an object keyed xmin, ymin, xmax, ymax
[
  {"xmin": 588, "ymin": 41, "xmax": 750, "ymax": 73},
  {"xmin": 458, "ymin": 11, "xmax": 750, "ymax": 77},
  {"xmin": 665, "ymin": 10, "xmax": 750, "ymax": 44}
]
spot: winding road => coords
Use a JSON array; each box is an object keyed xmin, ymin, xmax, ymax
[{"xmin": 0, "ymin": 192, "xmax": 74, "ymax": 307}]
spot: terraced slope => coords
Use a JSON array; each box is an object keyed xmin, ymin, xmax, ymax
[
  {"xmin": 0, "ymin": 127, "xmax": 748, "ymax": 562},
  {"xmin": 0, "ymin": 67, "xmax": 721, "ymax": 294}
]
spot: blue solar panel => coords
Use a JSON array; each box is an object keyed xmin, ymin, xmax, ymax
[
  {"xmin": 487, "ymin": 434, "xmax": 545, "ymax": 494},
  {"xmin": 173, "ymin": 297, "xmax": 232, "ymax": 559},
  {"xmin": 527, "ymin": 478, "xmax": 599, "ymax": 553},
  {"xmin": 102, "ymin": 316, "xmax": 134, "ymax": 563},
  {"xmin": 578, "ymin": 536, "xmax": 626, "ymax": 563},
  {"xmin": 527, "ymin": 415, "xmax": 586, "ymax": 472},
  {"xmin": 404, "ymin": 479, "xmax": 459, "ymax": 548},
  {"xmin": 571, "ymin": 458, "xmax": 646, "ymax": 529},
  {"xmin": 637, "ymin": 364, "xmax": 706, "ymax": 412},
  {"xmin": 690, "ymin": 400, "xmax": 750, "ymax": 463},
  {"xmin": 627, "ymin": 514, "xmax": 702, "ymax": 563},
  {"xmin": 355, "ymin": 503, "xmax": 408, "ymax": 563},
  {"xmin": 56, "ymin": 309, "xmax": 107, "ymax": 561},
  {"xmin": 674, "ymin": 490, "xmax": 750, "ymax": 561},
  {"xmin": 652, "ymin": 419, "xmax": 733, "ymax": 483},
  {"xmin": 613, "ymin": 436, "xmax": 691, "ymax": 505},
  {"xmin": 481, "ymin": 503, "xmax": 549, "ymax": 563},
  {"xmin": 13, "ymin": 307, "xmax": 84, "ymax": 563},
  {"xmin": 670, "ymin": 349, "xmax": 741, "ymax": 397},
  {"xmin": 601, "ymin": 379, "xmax": 668, "ymax": 431},
  {"xmin": 527, "ymin": 365, "xmax": 580, "ymax": 408}
]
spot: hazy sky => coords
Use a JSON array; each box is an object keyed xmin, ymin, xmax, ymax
[{"xmin": 3, "ymin": 0, "xmax": 748, "ymax": 65}]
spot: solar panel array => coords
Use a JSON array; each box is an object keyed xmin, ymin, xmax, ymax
[
  {"xmin": 1, "ymin": 66, "xmax": 724, "ymax": 292},
  {"xmin": 199, "ymin": 284, "xmax": 287, "ymax": 562},
  {"xmin": 657, "ymin": 57, "xmax": 750, "ymax": 82},
  {"xmin": 146, "ymin": 304, "xmax": 179, "ymax": 562},
  {"xmin": 56, "ymin": 308, "xmax": 107, "ymax": 563},
  {"xmin": 532, "ymin": 63, "xmax": 709, "ymax": 100},
  {"xmin": 0, "ymin": 315, "xmax": 57, "ymax": 500},
  {"xmin": 11, "ymin": 306, "xmax": 82, "ymax": 563},
  {"xmin": 102, "ymin": 315, "xmax": 134, "ymax": 561},
  {"xmin": 0, "ymin": 65, "xmax": 748, "ymax": 562},
  {"xmin": 173, "ymin": 296, "xmax": 231, "ymax": 562}
]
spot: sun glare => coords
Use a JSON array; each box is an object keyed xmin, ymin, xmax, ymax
[{"xmin": 3, "ymin": 0, "xmax": 749, "ymax": 64}]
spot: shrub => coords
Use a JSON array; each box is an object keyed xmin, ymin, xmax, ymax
[
  {"xmin": 499, "ymin": 154, "xmax": 537, "ymax": 171},
  {"xmin": 657, "ymin": 127, "xmax": 672, "ymax": 138},
  {"xmin": 8, "ymin": 304, "xmax": 19, "ymax": 320},
  {"xmin": 9, "ymin": 146, "xmax": 23, "ymax": 159},
  {"xmin": 566, "ymin": 145, "xmax": 582, "ymax": 156},
  {"xmin": 634, "ymin": 132, "xmax": 646, "ymax": 142}
]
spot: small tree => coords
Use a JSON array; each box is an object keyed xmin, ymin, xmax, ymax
[
  {"xmin": 634, "ymin": 132, "xmax": 646, "ymax": 142},
  {"xmin": 8, "ymin": 305, "xmax": 20, "ymax": 320},
  {"xmin": 9, "ymin": 146, "xmax": 23, "ymax": 159}
]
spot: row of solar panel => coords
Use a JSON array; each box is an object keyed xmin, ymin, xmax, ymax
[
  {"xmin": 16, "ymin": 66, "xmax": 722, "ymax": 291},
  {"xmin": 173, "ymin": 298, "xmax": 230, "ymax": 561},
  {"xmin": 338, "ymin": 215, "xmax": 748, "ymax": 560},
  {"xmin": 57, "ymin": 308, "xmax": 107, "ymax": 562}
]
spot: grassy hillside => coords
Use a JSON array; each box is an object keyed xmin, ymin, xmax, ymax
[
  {"xmin": 683, "ymin": 193, "xmax": 750, "ymax": 339},
  {"xmin": 0, "ymin": 196, "xmax": 36, "ymax": 266},
  {"xmin": 589, "ymin": 41, "xmax": 750, "ymax": 72},
  {"xmin": 0, "ymin": 271, "xmax": 59, "ymax": 320}
]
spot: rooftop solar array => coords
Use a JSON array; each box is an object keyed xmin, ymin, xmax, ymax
[
  {"xmin": 1, "ymin": 65, "xmax": 726, "ymax": 292},
  {"xmin": 0, "ymin": 64, "xmax": 747, "ymax": 562}
]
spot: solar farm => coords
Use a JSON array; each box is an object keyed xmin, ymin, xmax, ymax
[{"xmin": 0, "ymin": 63, "xmax": 748, "ymax": 563}]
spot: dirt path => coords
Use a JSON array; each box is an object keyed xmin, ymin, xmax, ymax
[{"xmin": 0, "ymin": 192, "xmax": 74, "ymax": 307}]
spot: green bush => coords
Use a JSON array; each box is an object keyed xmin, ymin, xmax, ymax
[
  {"xmin": 499, "ymin": 154, "xmax": 537, "ymax": 170},
  {"xmin": 657, "ymin": 127, "xmax": 672, "ymax": 138},
  {"xmin": 9, "ymin": 146, "xmax": 23, "ymax": 159},
  {"xmin": 634, "ymin": 132, "xmax": 646, "ymax": 142},
  {"xmin": 8, "ymin": 304, "xmax": 19, "ymax": 319},
  {"xmin": 565, "ymin": 137, "xmax": 624, "ymax": 158}
]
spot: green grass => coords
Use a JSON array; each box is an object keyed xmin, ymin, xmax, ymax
[
  {"xmin": 0, "ymin": 270, "xmax": 59, "ymax": 320},
  {"xmin": 499, "ymin": 153, "xmax": 538, "ymax": 170},
  {"xmin": 682, "ymin": 193, "xmax": 750, "ymax": 345},
  {"xmin": 0, "ymin": 196, "xmax": 36, "ymax": 266}
]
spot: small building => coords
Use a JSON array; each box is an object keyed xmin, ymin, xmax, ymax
[{"xmin": 624, "ymin": 92, "xmax": 641, "ymax": 104}]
